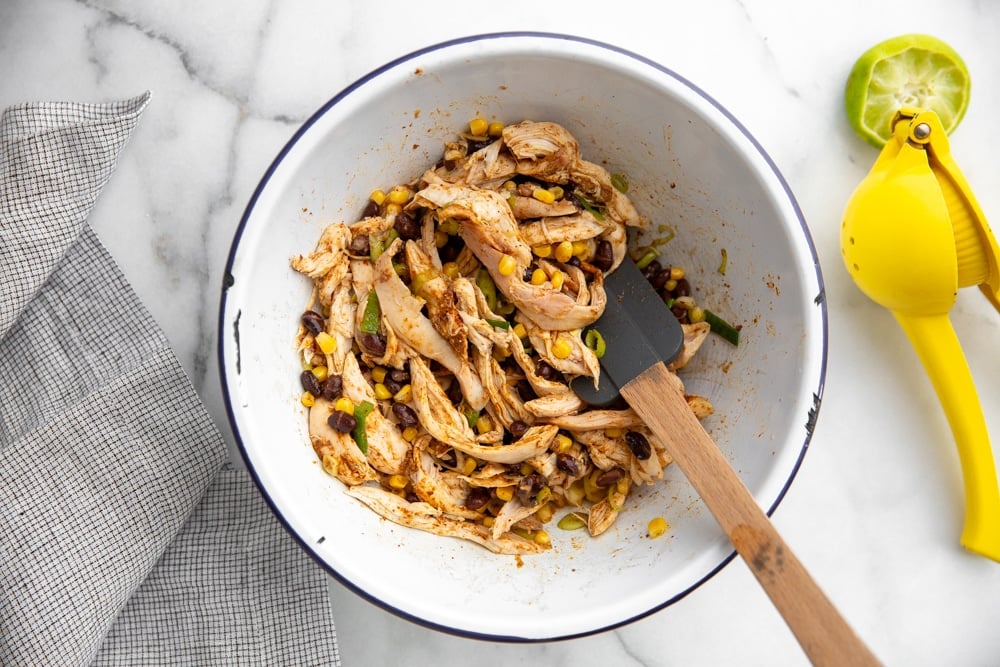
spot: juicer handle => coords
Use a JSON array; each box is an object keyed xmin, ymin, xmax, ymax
[{"xmin": 894, "ymin": 311, "xmax": 1000, "ymax": 561}]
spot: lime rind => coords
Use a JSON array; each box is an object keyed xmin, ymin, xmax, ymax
[{"xmin": 845, "ymin": 34, "xmax": 970, "ymax": 147}]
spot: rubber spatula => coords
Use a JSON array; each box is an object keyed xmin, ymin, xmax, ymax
[{"xmin": 572, "ymin": 257, "xmax": 880, "ymax": 666}]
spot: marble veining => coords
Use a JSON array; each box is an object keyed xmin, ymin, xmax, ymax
[{"xmin": 3, "ymin": 0, "xmax": 1000, "ymax": 664}]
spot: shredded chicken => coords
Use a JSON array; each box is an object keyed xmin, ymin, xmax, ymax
[{"xmin": 290, "ymin": 119, "xmax": 728, "ymax": 554}]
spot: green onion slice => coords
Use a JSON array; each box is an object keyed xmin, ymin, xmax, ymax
[
  {"xmin": 610, "ymin": 172, "xmax": 629, "ymax": 193},
  {"xmin": 634, "ymin": 247, "xmax": 659, "ymax": 270},
  {"xmin": 557, "ymin": 512, "xmax": 588, "ymax": 531},
  {"xmin": 485, "ymin": 318, "xmax": 510, "ymax": 330},
  {"xmin": 584, "ymin": 328, "xmax": 606, "ymax": 358},
  {"xmin": 704, "ymin": 309, "xmax": 740, "ymax": 346}
]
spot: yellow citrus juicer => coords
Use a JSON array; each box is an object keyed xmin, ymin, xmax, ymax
[{"xmin": 842, "ymin": 106, "xmax": 1000, "ymax": 562}]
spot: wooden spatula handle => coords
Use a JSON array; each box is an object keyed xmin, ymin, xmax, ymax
[{"xmin": 621, "ymin": 363, "xmax": 880, "ymax": 666}]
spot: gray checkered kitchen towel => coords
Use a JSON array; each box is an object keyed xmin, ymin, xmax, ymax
[{"xmin": 0, "ymin": 93, "xmax": 340, "ymax": 666}]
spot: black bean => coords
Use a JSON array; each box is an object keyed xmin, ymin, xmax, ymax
[
  {"xmin": 592, "ymin": 240, "xmax": 614, "ymax": 271},
  {"xmin": 556, "ymin": 453, "xmax": 580, "ymax": 477},
  {"xmin": 566, "ymin": 256, "xmax": 582, "ymax": 269},
  {"xmin": 648, "ymin": 268, "xmax": 670, "ymax": 291},
  {"xmin": 359, "ymin": 332, "xmax": 386, "ymax": 356},
  {"xmin": 349, "ymin": 234, "xmax": 370, "ymax": 256},
  {"xmin": 515, "ymin": 379, "xmax": 536, "ymax": 402},
  {"xmin": 508, "ymin": 420, "xmax": 529, "ymax": 438},
  {"xmin": 300, "ymin": 370, "xmax": 322, "ymax": 396},
  {"xmin": 468, "ymin": 139, "xmax": 492, "ymax": 154},
  {"xmin": 641, "ymin": 259, "xmax": 662, "ymax": 279},
  {"xmin": 464, "ymin": 487, "xmax": 490, "ymax": 511},
  {"xmin": 671, "ymin": 305, "xmax": 688, "ymax": 321},
  {"xmin": 596, "ymin": 467, "xmax": 626, "ymax": 487},
  {"xmin": 327, "ymin": 410, "xmax": 357, "ymax": 433},
  {"xmin": 301, "ymin": 311, "xmax": 325, "ymax": 336},
  {"xmin": 535, "ymin": 360, "xmax": 562, "ymax": 382},
  {"xmin": 394, "ymin": 211, "xmax": 420, "ymax": 240},
  {"xmin": 517, "ymin": 473, "xmax": 544, "ymax": 505},
  {"xmin": 523, "ymin": 266, "xmax": 535, "ymax": 282},
  {"xmin": 392, "ymin": 402, "xmax": 419, "ymax": 428},
  {"xmin": 625, "ymin": 431, "xmax": 652, "ymax": 460},
  {"xmin": 445, "ymin": 379, "xmax": 463, "ymax": 404},
  {"xmin": 383, "ymin": 377, "xmax": 403, "ymax": 394},
  {"xmin": 321, "ymin": 374, "xmax": 343, "ymax": 400},
  {"xmin": 389, "ymin": 369, "xmax": 410, "ymax": 383},
  {"xmin": 674, "ymin": 277, "xmax": 691, "ymax": 298},
  {"xmin": 360, "ymin": 200, "xmax": 379, "ymax": 219}
]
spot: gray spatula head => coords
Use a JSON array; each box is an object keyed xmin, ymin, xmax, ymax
[{"xmin": 571, "ymin": 257, "xmax": 684, "ymax": 407}]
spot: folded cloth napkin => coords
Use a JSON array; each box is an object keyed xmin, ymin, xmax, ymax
[{"xmin": 0, "ymin": 93, "xmax": 340, "ymax": 666}]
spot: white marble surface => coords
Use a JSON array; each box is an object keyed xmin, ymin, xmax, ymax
[{"xmin": 4, "ymin": 1, "xmax": 1000, "ymax": 664}]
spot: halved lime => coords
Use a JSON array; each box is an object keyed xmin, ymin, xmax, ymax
[{"xmin": 845, "ymin": 33, "xmax": 970, "ymax": 147}]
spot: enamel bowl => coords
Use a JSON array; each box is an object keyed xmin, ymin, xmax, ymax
[{"xmin": 219, "ymin": 32, "xmax": 826, "ymax": 641}]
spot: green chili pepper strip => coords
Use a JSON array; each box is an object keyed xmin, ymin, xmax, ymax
[
  {"xmin": 704, "ymin": 309, "xmax": 740, "ymax": 346},
  {"xmin": 634, "ymin": 247, "xmax": 659, "ymax": 270},
  {"xmin": 584, "ymin": 328, "xmax": 606, "ymax": 358},
  {"xmin": 369, "ymin": 234, "xmax": 385, "ymax": 262},
  {"xmin": 577, "ymin": 195, "xmax": 606, "ymax": 221},
  {"xmin": 476, "ymin": 270, "xmax": 498, "ymax": 312},
  {"xmin": 464, "ymin": 407, "xmax": 479, "ymax": 429},
  {"xmin": 351, "ymin": 401, "xmax": 375, "ymax": 454},
  {"xmin": 360, "ymin": 290, "xmax": 381, "ymax": 334},
  {"xmin": 485, "ymin": 318, "xmax": 510, "ymax": 330}
]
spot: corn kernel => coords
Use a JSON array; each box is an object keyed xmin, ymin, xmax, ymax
[
  {"xmin": 533, "ymin": 530, "xmax": 551, "ymax": 547},
  {"xmin": 402, "ymin": 426, "xmax": 419, "ymax": 442},
  {"xmin": 482, "ymin": 516, "xmax": 495, "ymax": 527},
  {"xmin": 520, "ymin": 463, "xmax": 534, "ymax": 475},
  {"xmin": 311, "ymin": 365, "xmax": 329, "ymax": 382},
  {"xmin": 532, "ymin": 244, "xmax": 553, "ymax": 258},
  {"xmin": 388, "ymin": 474, "xmax": 409, "ymax": 489},
  {"xmin": 670, "ymin": 266, "xmax": 686, "ymax": 280},
  {"xmin": 371, "ymin": 366, "xmax": 388, "ymax": 383},
  {"xmin": 461, "ymin": 457, "xmax": 477, "ymax": 475},
  {"xmin": 689, "ymin": 306, "xmax": 706, "ymax": 323},
  {"xmin": 434, "ymin": 230, "xmax": 449, "ymax": 248},
  {"xmin": 469, "ymin": 117, "xmax": 489, "ymax": 137},
  {"xmin": 301, "ymin": 391, "xmax": 316, "ymax": 407},
  {"xmin": 530, "ymin": 268, "xmax": 548, "ymax": 286},
  {"xmin": 554, "ymin": 434, "xmax": 573, "ymax": 453},
  {"xmin": 553, "ymin": 240, "xmax": 574, "ymax": 263},
  {"xmin": 664, "ymin": 278, "xmax": 678, "ymax": 292},
  {"xmin": 532, "ymin": 188, "xmax": 556, "ymax": 204},
  {"xmin": 487, "ymin": 120, "xmax": 505, "ymax": 137},
  {"xmin": 549, "ymin": 185, "xmax": 564, "ymax": 200},
  {"xmin": 502, "ymin": 179, "xmax": 517, "ymax": 192},
  {"xmin": 535, "ymin": 503, "xmax": 554, "ymax": 523},
  {"xmin": 315, "ymin": 331, "xmax": 337, "ymax": 354},
  {"xmin": 604, "ymin": 428, "xmax": 624, "ymax": 438},
  {"xmin": 550, "ymin": 271, "xmax": 565, "ymax": 290},
  {"xmin": 498, "ymin": 254, "xmax": 517, "ymax": 277},
  {"xmin": 496, "ymin": 486, "xmax": 515, "ymax": 501},
  {"xmin": 439, "ymin": 219, "xmax": 459, "ymax": 235},
  {"xmin": 476, "ymin": 414, "xmax": 493, "ymax": 435},
  {"xmin": 369, "ymin": 189, "xmax": 386, "ymax": 206},
  {"xmin": 571, "ymin": 240, "xmax": 589, "ymax": 258},
  {"xmin": 648, "ymin": 517, "xmax": 668, "ymax": 539},
  {"xmin": 393, "ymin": 383, "xmax": 412, "ymax": 403},
  {"xmin": 512, "ymin": 323, "xmax": 528, "ymax": 339},
  {"xmin": 334, "ymin": 397, "xmax": 354, "ymax": 414},
  {"xmin": 442, "ymin": 262, "xmax": 461, "ymax": 279},
  {"xmin": 384, "ymin": 202, "xmax": 402, "ymax": 217},
  {"xmin": 551, "ymin": 336, "xmax": 572, "ymax": 359},
  {"xmin": 374, "ymin": 383, "xmax": 393, "ymax": 400},
  {"xmin": 387, "ymin": 186, "xmax": 411, "ymax": 205}
]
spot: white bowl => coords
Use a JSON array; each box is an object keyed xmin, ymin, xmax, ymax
[{"xmin": 219, "ymin": 32, "xmax": 826, "ymax": 641}]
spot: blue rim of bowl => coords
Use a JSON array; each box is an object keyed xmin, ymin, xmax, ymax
[{"xmin": 218, "ymin": 30, "xmax": 828, "ymax": 643}]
